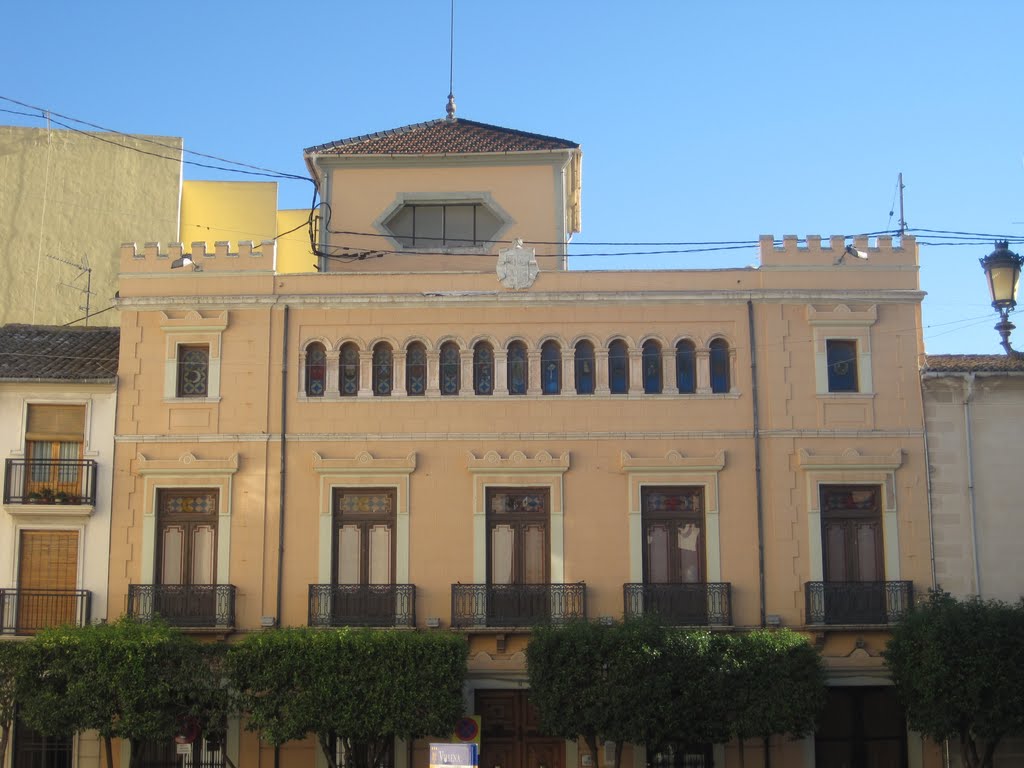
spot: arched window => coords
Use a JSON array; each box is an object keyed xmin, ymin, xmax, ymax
[
  {"xmin": 574, "ymin": 341, "xmax": 595, "ymax": 395},
  {"xmin": 541, "ymin": 341, "xmax": 561, "ymax": 395},
  {"xmin": 405, "ymin": 342, "xmax": 427, "ymax": 396},
  {"xmin": 642, "ymin": 340, "xmax": 662, "ymax": 394},
  {"xmin": 675, "ymin": 340, "xmax": 696, "ymax": 394},
  {"xmin": 474, "ymin": 342, "xmax": 494, "ymax": 395},
  {"xmin": 507, "ymin": 341, "xmax": 528, "ymax": 395},
  {"xmin": 710, "ymin": 338, "xmax": 730, "ymax": 393},
  {"xmin": 372, "ymin": 342, "xmax": 393, "ymax": 396},
  {"xmin": 339, "ymin": 343, "xmax": 360, "ymax": 397},
  {"xmin": 609, "ymin": 340, "xmax": 629, "ymax": 394},
  {"xmin": 440, "ymin": 341, "xmax": 461, "ymax": 396},
  {"xmin": 305, "ymin": 342, "xmax": 326, "ymax": 397}
]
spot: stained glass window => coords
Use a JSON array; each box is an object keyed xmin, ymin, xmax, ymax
[
  {"xmin": 642, "ymin": 340, "xmax": 662, "ymax": 394},
  {"xmin": 176, "ymin": 345, "xmax": 209, "ymax": 397},
  {"xmin": 507, "ymin": 341, "xmax": 528, "ymax": 395},
  {"xmin": 473, "ymin": 342, "xmax": 494, "ymax": 395},
  {"xmin": 340, "ymin": 343, "xmax": 360, "ymax": 396},
  {"xmin": 305, "ymin": 343, "xmax": 326, "ymax": 397},
  {"xmin": 440, "ymin": 342, "xmax": 460, "ymax": 396},
  {"xmin": 406, "ymin": 342, "xmax": 427, "ymax": 396},
  {"xmin": 675, "ymin": 340, "xmax": 696, "ymax": 394},
  {"xmin": 575, "ymin": 341, "xmax": 595, "ymax": 395},
  {"xmin": 710, "ymin": 339, "xmax": 730, "ymax": 393},
  {"xmin": 541, "ymin": 341, "xmax": 561, "ymax": 395},
  {"xmin": 372, "ymin": 343, "xmax": 393, "ymax": 396},
  {"xmin": 609, "ymin": 339, "xmax": 629, "ymax": 394}
]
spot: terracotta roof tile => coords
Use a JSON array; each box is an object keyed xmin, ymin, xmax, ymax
[
  {"xmin": 923, "ymin": 354, "xmax": 1024, "ymax": 373},
  {"xmin": 305, "ymin": 118, "xmax": 579, "ymax": 156},
  {"xmin": 0, "ymin": 324, "xmax": 119, "ymax": 381}
]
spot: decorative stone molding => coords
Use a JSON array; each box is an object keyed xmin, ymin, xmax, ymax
[
  {"xmin": 797, "ymin": 448, "xmax": 902, "ymax": 471},
  {"xmin": 312, "ymin": 450, "xmax": 417, "ymax": 475},
  {"xmin": 135, "ymin": 451, "xmax": 239, "ymax": 476},
  {"xmin": 467, "ymin": 449, "xmax": 569, "ymax": 474},
  {"xmin": 620, "ymin": 449, "xmax": 726, "ymax": 473}
]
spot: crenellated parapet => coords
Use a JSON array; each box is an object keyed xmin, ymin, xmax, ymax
[
  {"xmin": 119, "ymin": 240, "xmax": 276, "ymax": 273},
  {"xmin": 759, "ymin": 234, "xmax": 918, "ymax": 268}
]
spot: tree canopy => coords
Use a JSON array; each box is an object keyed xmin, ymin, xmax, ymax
[
  {"xmin": 16, "ymin": 618, "xmax": 219, "ymax": 768},
  {"xmin": 227, "ymin": 627, "xmax": 468, "ymax": 768},
  {"xmin": 0, "ymin": 641, "xmax": 27, "ymax": 767},
  {"xmin": 526, "ymin": 621, "xmax": 824, "ymax": 768},
  {"xmin": 884, "ymin": 591, "xmax": 1024, "ymax": 768}
]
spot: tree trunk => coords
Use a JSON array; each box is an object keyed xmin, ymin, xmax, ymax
[
  {"xmin": 320, "ymin": 733, "xmax": 341, "ymax": 768},
  {"xmin": 762, "ymin": 735, "xmax": 771, "ymax": 768},
  {"xmin": 108, "ymin": 736, "xmax": 117, "ymax": 768},
  {"xmin": 737, "ymin": 737, "xmax": 745, "ymax": 768},
  {"xmin": 612, "ymin": 741, "xmax": 623, "ymax": 768},
  {"xmin": 0, "ymin": 724, "xmax": 9, "ymax": 768},
  {"xmin": 584, "ymin": 735, "xmax": 601, "ymax": 768}
]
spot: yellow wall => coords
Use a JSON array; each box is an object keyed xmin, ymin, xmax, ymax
[
  {"xmin": 0, "ymin": 126, "xmax": 181, "ymax": 326},
  {"xmin": 180, "ymin": 180, "xmax": 277, "ymax": 249},
  {"xmin": 276, "ymin": 208, "xmax": 315, "ymax": 273}
]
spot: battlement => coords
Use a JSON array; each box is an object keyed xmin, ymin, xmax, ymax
[
  {"xmin": 119, "ymin": 240, "xmax": 276, "ymax": 273},
  {"xmin": 759, "ymin": 234, "xmax": 918, "ymax": 268}
]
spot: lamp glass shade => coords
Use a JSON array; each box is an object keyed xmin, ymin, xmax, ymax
[{"xmin": 981, "ymin": 244, "xmax": 1022, "ymax": 310}]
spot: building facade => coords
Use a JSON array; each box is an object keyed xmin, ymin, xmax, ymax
[
  {"xmin": 108, "ymin": 115, "xmax": 940, "ymax": 768},
  {"xmin": 922, "ymin": 354, "xmax": 1024, "ymax": 767},
  {"xmin": 0, "ymin": 324, "xmax": 119, "ymax": 768}
]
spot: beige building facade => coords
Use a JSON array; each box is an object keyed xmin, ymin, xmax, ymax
[
  {"xmin": 109, "ymin": 116, "xmax": 940, "ymax": 768},
  {"xmin": 922, "ymin": 355, "xmax": 1024, "ymax": 767}
]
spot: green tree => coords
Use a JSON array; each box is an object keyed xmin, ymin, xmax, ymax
[
  {"xmin": 526, "ymin": 619, "xmax": 674, "ymax": 768},
  {"xmin": 0, "ymin": 642, "xmax": 27, "ymax": 766},
  {"xmin": 883, "ymin": 591, "xmax": 1024, "ymax": 768},
  {"xmin": 17, "ymin": 618, "xmax": 216, "ymax": 768},
  {"xmin": 228, "ymin": 627, "xmax": 467, "ymax": 768},
  {"xmin": 726, "ymin": 629, "xmax": 826, "ymax": 768}
]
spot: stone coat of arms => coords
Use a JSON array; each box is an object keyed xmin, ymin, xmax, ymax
[{"xmin": 496, "ymin": 238, "xmax": 540, "ymax": 289}]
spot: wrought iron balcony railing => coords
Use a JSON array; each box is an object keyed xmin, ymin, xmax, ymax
[
  {"xmin": 623, "ymin": 582, "xmax": 732, "ymax": 626},
  {"xmin": 308, "ymin": 584, "xmax": 416, "ymax": 628},
  {"xmin": 0, "ymin": 588, "xmax": 91, "ymax": 634},
  {"xmin": 804, "ymin": 581, "xmax": 913, "ymax": 626},
  {"xmin": 127, "ymin": 584, "xmax": 236, "ymax": 629},
  {"xmin": 451, "ymin": 583, "xmax": 586, "ymax": 628},
  {"xmin": 3, "ymin": 458, "xmax": 98, "ymax": 506}
]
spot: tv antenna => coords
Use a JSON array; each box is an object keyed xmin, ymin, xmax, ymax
[{"xmin": 47, "ymin": 253, "xmax": 94, "ymax": 325}]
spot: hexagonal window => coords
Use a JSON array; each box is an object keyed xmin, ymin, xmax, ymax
[{"xmin": 383, "ymin": 202, "xmax": 503, "ymax": 249}]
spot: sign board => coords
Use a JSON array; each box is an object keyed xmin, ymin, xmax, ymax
[
  {"xmin": 176, "ymin": 743, "xmax": 192, "ymax": 756},
  {"xmin": 430, "ymin": 743, "xmax": 479, "ymax": 768},
  {"xmin": 452, "ymin": 716, "xmax": 481, "ymax": 744}
]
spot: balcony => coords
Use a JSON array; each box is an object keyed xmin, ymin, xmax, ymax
[
  {"xmin": 127, "ymin": 584, "xmax": 236, "ymax": 630},
  {"xmin": 3, "ymin": 459, "xmax": 98, "ymax": 506},
  {"xmin": 0, "ymin": 588, "xmax": 91, "ymax": 634},
  {"xmin": 623, "ymin": 583, "xmax": 732, "ymax": 626},
  {"xmin": 308, "ymin": 584, "xmax": 416, "ymax": 628},
  {"xmin": 804, "ymin": 581, "xmax": 914, "ymax": 626},
  {"xmin": 451, "ymin": 583, "xmax": 587, "ymax": 628}
]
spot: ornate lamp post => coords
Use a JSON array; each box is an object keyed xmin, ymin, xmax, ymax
[{"xmin": 979, "ymin": 241, "xmax": 1024, "ymax": 357}]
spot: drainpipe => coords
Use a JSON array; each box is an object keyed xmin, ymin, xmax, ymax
[
  {"xmin": 963, "ymin": 373, "xmax": 981, "ymax": 597},
  {"xmin": 276, "ymin": 305, "xmax": 289, "ymax": 626},
  {"xmin": 920, "ymin": 371, "xmax": 938, "ymax": 592},
  {"xmin": 747, "ymin": 300, "xmax": 767, "ymax": 629}
]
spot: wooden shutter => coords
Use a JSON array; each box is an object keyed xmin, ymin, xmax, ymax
[{"xmin": 25, "ymin": 405, "xmax": 85, "ymax": 442}]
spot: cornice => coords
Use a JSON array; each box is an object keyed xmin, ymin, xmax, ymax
[
  {"xmin": 135, "ymin": 450, "xmax": 240, "ymax": 476},
  {"xmin": 620, "ymin": 449, "xmax": 726, "ymax": 473},
  {"xmin": 312, "ymin": 450, "xmax": 416, "ymax": 475}
]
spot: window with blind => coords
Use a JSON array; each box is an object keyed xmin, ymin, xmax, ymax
[
  {"xmin": 17, "ymin": 530, "xmax": 79, "ymax": 631},
  {"xmin": 25, "ymin": 404, "xmax": 85, "ymax": 495}
]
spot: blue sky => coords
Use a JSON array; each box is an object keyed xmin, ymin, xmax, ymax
[{"xmin": 3, "ymin": 1, "xmax": 1022, "ymax": 353}]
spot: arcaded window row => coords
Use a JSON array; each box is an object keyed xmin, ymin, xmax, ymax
[{"xmin": 300, "ymin": 337, "xmax": 734, "ymax": 398}]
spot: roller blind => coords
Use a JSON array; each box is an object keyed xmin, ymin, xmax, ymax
[{"xmin": 26, "ymin": 404, "xmax": 85, "ymax": 442}]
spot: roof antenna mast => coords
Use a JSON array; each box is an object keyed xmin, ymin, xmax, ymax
[{"xmin": 446, "ymin": 0, "xmax": 457, "ymax": 120}]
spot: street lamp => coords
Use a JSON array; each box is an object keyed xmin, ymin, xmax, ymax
[{"xmin": 980, "ymin": 240, "xmax": 1024, "ymax": 357}]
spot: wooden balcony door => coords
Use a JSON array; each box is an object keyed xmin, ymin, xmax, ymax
[
  {"xmin": 156, "ymin": 490, "xmax": 218, "ymax": 622},
  {"xmin": 332, "ymin": 489, "xmax": 396, "ymax": 623},
  {"xmin": 487, "ymin": 489, "xmax": 549, "ymax": 624},
  {"xmin": 642, "ymin": 487, "xmax": 707, "ymax": 623},
  {"xmin": 820, "ymin": 485, "xmax": 885, "ymax": 624},
  {"xmin": 17, "ymin": 530, "xmax": 79, "ymax": 632},
  {"xmin": 477, "ymin": 690, "xmax": 563, "ymax": 768}
]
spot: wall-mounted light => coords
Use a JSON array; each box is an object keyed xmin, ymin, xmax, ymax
[{"xmin": 171, "ymin": 254, "xmax": 202, "ymax": 272}]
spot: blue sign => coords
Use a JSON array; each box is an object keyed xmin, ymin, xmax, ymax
[{"xmin": 430, "ymin": 743, "xmax": 479, "ymax": 768}]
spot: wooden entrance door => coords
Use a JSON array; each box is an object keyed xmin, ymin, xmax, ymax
[
  {"xmin": 17, "ymin": 530, "xmax": 79, "ymax": 633},
  {"xmin": 820, "ymin": 485, "xmax": 885, "ymax": 624},
  {"xmin": 477, "ymin": 690, "xmax": 563, "ymax": 768}
]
